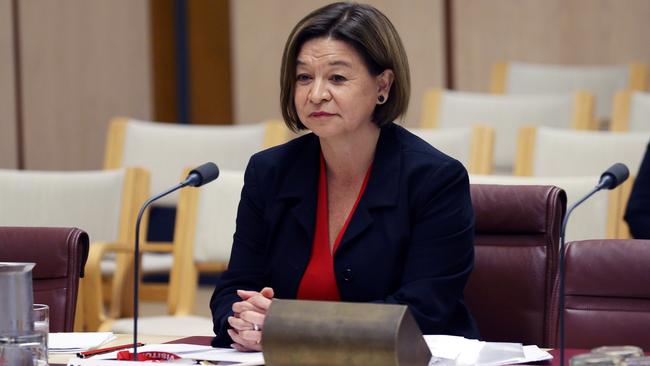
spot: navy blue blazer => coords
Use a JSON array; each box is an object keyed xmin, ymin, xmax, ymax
[
  {"xmin": 210, "ymin": 122, "xmax": 479, "ymax": 346},
  {"xmin": 625, "ymin": 141, "xmax": 650, "ymax": 238}
]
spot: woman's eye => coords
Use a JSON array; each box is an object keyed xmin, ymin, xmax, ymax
[
  {"xmin": 296, "ymin": 74, "xmax": 311, "ymax": 82},
  {"xmin": 331, "ymin": 75, "xmax": 347, "ymax": 83}
]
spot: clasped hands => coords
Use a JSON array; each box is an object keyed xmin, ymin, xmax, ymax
[{"xmin": 227, "ymin": 287, "xmax": 274, "ymax": 352}]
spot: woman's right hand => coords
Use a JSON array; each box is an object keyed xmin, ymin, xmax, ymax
[{"xmin": 227, "ymin": 287, "xmax": 274, "ymax": 352}]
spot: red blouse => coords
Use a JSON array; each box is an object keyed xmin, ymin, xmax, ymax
[{"xmin": 296, "ymin": 153, "xmax": 372, "ymax": 301}]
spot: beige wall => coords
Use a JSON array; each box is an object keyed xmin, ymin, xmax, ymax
[
  {"xmin": 18, "ymin": 0, "xmax": 152, "ymax": 170},
  {"xmin": 230, "ymin": 0, "xmax": 445, "ymax": 127},
  {"xmin": 0, "ymin": 0, "xmax": 18, "ymax": 169},
  {"xmin": 454, "ymin": 0, "xmax": 650, "ymax": 91}
]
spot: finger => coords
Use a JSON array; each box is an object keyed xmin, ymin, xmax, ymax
[
  {"xmin": 237, "ymin": 289, "xmax": 261, "ymax": 300},
  {"xmin": 228, "ymin": 316, "xmax": 256, "ymax": 331},
  {"xmin": 260, "ymin": 287, "xmax": 275, "ymax": 299},
  {"xmin": 228, "ymin": 329, "xmax": 262, "ymax": 351},
  {"xmin": 239, "ymin": 330, "xmax": 262, "ymax": 347},
  {"xmin": 239, "ymin": 311, "xmax": 266, "ymax": 328},
  {"xmin": 232, "ymin": 341, "xmax": 261, "ymax": 352},
  {"xmin": 231, "ymin": 343, "xmax": 254, "ymax": 352},
  {"xmin": 247, "ymin": 294, "xmax": 273, "ymax": 310},
  {"xmin": 232, "ymin": 300, "xmax": 265, "ymax": 314}
]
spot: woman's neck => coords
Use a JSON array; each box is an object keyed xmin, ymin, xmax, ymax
[{"xmin": 319, "ymin": 123, "xmax": 380, "ymax": 182}]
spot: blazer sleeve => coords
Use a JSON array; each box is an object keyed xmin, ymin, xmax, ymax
[
  {"xmin": 625, "ymin": 142, "xmax": 650, "ymax": 239},
  {"xmin": 374, "ymin": 158, "xmax": 477, "ymax": 337},
  {"xmin": 210, "ymin": 157, "xmax": 269, "ymax": 347}
]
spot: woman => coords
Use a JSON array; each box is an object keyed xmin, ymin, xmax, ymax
[
  {"xmin": 210, "ymin": 2, "xmax": 479, "ymax": 351},
  {"xmin": 625, "ymin": 140, "xmax": 650, "ymax": 238}
]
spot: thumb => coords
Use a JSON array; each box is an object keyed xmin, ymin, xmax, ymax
[{"xmin": 260, "ymin": 287, "xmax": 275, "ymax": 299}]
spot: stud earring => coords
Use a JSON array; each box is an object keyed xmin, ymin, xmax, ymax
[{"xmin": 378, "ymin": 95, "xmax": 385, "ymax": 103}]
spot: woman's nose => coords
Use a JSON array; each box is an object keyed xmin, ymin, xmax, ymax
[{"xmin": 309, "ymin": 79, "xmax": 331, "ymax": 103}]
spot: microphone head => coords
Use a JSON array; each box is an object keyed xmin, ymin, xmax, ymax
[
  {"xmin": 598, "ymin": 163, "xmax": 629, "ymax": 190},
  {"xmin": 186, "ymin": 162, "xmax": 220, "ymax": 187}
]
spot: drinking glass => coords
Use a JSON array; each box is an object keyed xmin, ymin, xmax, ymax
[
  {"xmin": 0, "ymin": 332, "xmax": 47, "ymax": 366},
  {"xmin": 33, "ymin": 304, "xmax": 49, "ymax": 357}
]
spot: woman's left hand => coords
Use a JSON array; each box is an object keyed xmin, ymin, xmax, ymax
[{"xmin": 228, "ymin": 287, "xmax": 274, "ymax": 352}]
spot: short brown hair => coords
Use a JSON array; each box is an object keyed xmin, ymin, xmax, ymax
[{"xmin": 280, "ymin": 2, "xmax": 410, "ymax": 132}]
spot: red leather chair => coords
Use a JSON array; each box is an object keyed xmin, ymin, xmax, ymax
[
  {"xmin": 466, "ymin": 184, "xmax": 566, "ymax": 347},
  {"xmin": 552, "ymin": 239, "xmax": 650, "ymax": 349},
  {"xmin": 0, "ymin": 227, "xmax": 89, "ymax": 332}
]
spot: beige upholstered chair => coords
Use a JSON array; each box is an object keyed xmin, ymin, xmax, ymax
[
  {"xmin": 420, "ymin": 89, "xmax": 594, "ymax": 173},
  {"xmin": 491, "ymin": 62, "xmax": 648, "ymax": 124},
  {"xmin": 611, "ymin": 91, "xmax": 650, "ymax": 132},
  {"xmin": 0, "ymin": 168, "xmax": 149, "ymax": 331},
  {"xmin": 514, "ymin": 126, "xmax": 650, "ymax": 238},
  {"xmin": 515, "ymin": 126, "xmax": 650, "ymax": 177},
  {"xmin": 105, "ymin": 117, "xmax": 288, "ymax": 203},
  {"xmin": 104, "ymin": 117, "xmax": 288, "ymax": 302},
  {"xmin": 408, "ymin": 125, "xmax": 494, "ymax": 174},
  {"xmin": 106, "ymin": 169, "xmax": 245, "ymax": 336},
  {"xmin": 470, "ymin": 175, "xmax": 622, "ymax": 241}
]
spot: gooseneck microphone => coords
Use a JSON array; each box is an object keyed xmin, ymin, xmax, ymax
[
  {"xmin": 558, "ymin": 163, "xmax": 629, "ymax": 366},
  {"xmin": 132, "ymin": 162, "xmax": 219, "ymax": 359}
]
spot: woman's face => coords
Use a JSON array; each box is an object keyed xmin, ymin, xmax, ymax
[{"xmin": 294, "ymin": 37, "xmax": 393, "ymax": 140}]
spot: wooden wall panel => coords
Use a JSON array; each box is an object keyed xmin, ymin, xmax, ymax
[
  {"xmin": 454, "ymin": 0, "xmax": 650, "ymax": 92},
  {"xmin": 188, "ymin": 0, "xmax": 232, "ymax": 125},
  {"xmin": 230, "ymin": 0, "xmax": 445, "ymax": 127},
  {"xmin": 18, "ymin": 0, "xmax": 152, "ymax": 170},
  {"xmin": 0, "ymin": 0, "xmax": 18, "ymax": 169}
]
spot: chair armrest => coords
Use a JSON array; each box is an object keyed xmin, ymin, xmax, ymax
[{"xmin": 82, "ymin": 241, "xmax": 134, "ymax": 331}]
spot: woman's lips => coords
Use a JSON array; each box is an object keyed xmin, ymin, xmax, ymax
[{"xmin": 310, "ymin": 111, "xmax": 335, "ymax": 117}]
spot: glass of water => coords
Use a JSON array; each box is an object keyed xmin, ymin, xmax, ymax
[
  {"xmin": 0, "ymin": 332, "xmax": 48, "ymax": 366},
  {"xmin": 33, "ymin": 304, "xmax": 49, "ymax": 356}
]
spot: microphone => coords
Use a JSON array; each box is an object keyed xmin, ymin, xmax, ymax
[
  {"xmin": 595, "ymin": 162, "xmax": 629, "ymax": 190},
  {"xmin": 132, "ymin": 162, "xmax": 219, "ymax": 359},
  {"xmin": 558, "ymin": 163, "xmax": 629, "ymax": 366}
]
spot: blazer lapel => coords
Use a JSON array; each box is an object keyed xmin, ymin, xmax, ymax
[
  {"xmin": 336, "ymin": 123, "xmax": 401, "ymax": 253},
  {"xmin": 275, "ymin": 134, "xmax": 321, "ymax": 243}
]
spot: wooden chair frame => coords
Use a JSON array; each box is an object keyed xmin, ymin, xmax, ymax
[
  {"xmin": 102, "ymin": 117, "xmax": 287, "ymax": 306},
  {"xmin": 513, "ymin": 126, "xmax": 624, "ymax": 239},
  {"xmin": 166, "ymin": 168, "xmax": 230, "ymax": 316},
  {"xmin": 611, "ymin": 91, "xmax": 632, "ymax": 132},
  {"xmin": 469, "ymin": 125, "xmax": 495, "ymax": 175},
  {"xmin": 611, "ymin": 90, "xmax": 650, "ymax": 132},
  {"xmin": 75, "ymin": 167, "xmax": 150, "ymax": 331}
]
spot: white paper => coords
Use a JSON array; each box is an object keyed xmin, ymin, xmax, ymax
[
  {"xmin": 423, "ymin": 335, "xmax": 552, "ymax": 366},
  {"xmin": 522, "ymin": 345, "xmax": 554, "ymax": 363},
  {"xmin": 424, "ymin": 335, "xmax": 481, "ymax": 360},
  {"xmin": 49, "ymin": 332, "xmax": 115, "ymax": 353},
  {"xmin": 182, "ymin": 347, "xmax": 264, "ymax": 364},
  {"xmin": 88, "ymin": 343, "xmax": 263, "ymax": 365},
  {"xmin": 89, "ymin": 343, "xmax": 213, "ymax": 360},
  {"xmin": 67, "ymin": 359, "xmax": 142, "ymax": 366}
]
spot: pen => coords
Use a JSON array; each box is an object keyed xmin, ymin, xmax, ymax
[{"xmin": 76, "ymin": 342, "xmax": 145, "ymax": 358}]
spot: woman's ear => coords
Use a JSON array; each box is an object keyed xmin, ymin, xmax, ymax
[{"xmin": 377, "ymin": 69, "xmax": 395, "ymax": 98}]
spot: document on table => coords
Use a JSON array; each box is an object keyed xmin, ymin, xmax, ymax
[
  {"xmin": 424, "ymin": 335, "xmax": 552, "ymax": 366},
  {"xmin": 86, "ymin": 343, "xmax": 264, "ymax": 365},
  {"xmin": 49, "ymin": 332, "xmax": 116, "ymax": 353},
  {"xmin": 67, "ymin": 336, "xmax": 546, "ymax": 366}
]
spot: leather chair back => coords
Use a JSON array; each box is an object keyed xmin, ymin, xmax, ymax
[
  {"xmin": 467, "ymin": 184, "xmax": 566, "ymax": 347},
  {"xmin": 553, "ymin": 239, "xmax": 650, "ymax": 348},
  {"xmin": 0, "ymin": 227, "xmax": 89, "ymax": 332}
]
